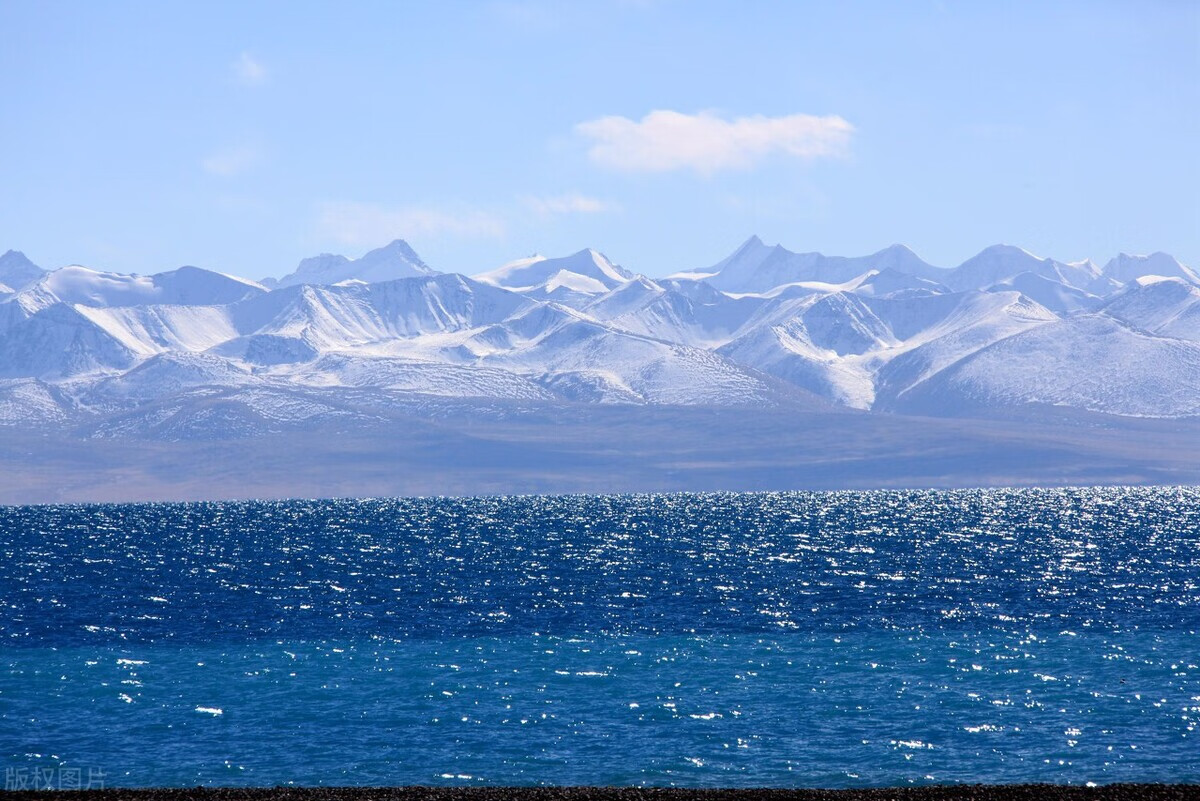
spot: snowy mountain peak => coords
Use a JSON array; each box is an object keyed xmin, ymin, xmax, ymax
[
  {"xmin": 947, "ymin": 243, "xmax": 1102, "ymax": 294},
  {"xmin": 560, "ymin": 249, "xmax": 632, "ymax": 282},
  {"xmin": 692, "ymin": 239, "xmax": 941, "ymax": 294},
  {"xmin": 148, "ymin": 265, "xmax": 267, "ymax": 304},
  {"xmin": 731, "ymin": 235, "xmax": 770, "ymax": 259},
  {"xmin": 872, "ymin": 243, "xmax": 932, "ymax": 268},
  {"xmin": 1103, "ymin": 252, "xmax": 1197, "ymax": 285},
  {"xmin": 277, "ymin": 239, "xmax": 436, "ymax": 288},
  {"xmin": 664, "ymin": 236, "xmax": 768, "ymax": 282},
  {"xmin": 865, "ymin": 244, "xmax": 943, "ymax": 280},
  {"xmin": 0, "ymin": 250, "xmax": 45, "ymax": 291},
  {"xmin": 974, "ymin": 243, "xmax": 1041, "ymax": 260},
  {"xmin": 24, "ymin": 264, "xmax": 267, "ymax": 308},
  {"xmin": 1101, "ymin": 275, "xmax": 1200, "ymax": 342},
  {"xmin": 473, "ymin": 248, "xmax": 634, "ymax": 301},
  {"xmin": 952, "ymin": 244, "xmax": 1046, "ymax": 278},
  {"xmin": 372, "ymin": 238, "xmax": 425, "ymax": 262}
]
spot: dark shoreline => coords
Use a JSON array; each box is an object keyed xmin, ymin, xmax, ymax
[{"xmin": 4, "ymin": 786, "xmax": 1198, "ymax": 801}]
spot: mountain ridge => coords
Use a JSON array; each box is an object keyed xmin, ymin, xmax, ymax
[{"xmin": 0, "ymin": 237, "xmax": 1195, "ymax": 439}]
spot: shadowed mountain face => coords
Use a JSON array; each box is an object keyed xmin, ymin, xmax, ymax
[
  {"xmin": 0, "ymin": 250, "xmax": 46, "ymax": 292},
  {"xmin": 0, "ymin": 238, "xmax": 1196, "ymax": 501}
]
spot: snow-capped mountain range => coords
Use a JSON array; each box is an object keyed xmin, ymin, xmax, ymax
[{"xmin": 2, "ymin": 236, "xmax": 1198, "ymax": 439}]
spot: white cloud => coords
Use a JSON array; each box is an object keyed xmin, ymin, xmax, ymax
[
  {"xmin": 520, "ymin": 193, "xmax": 618, "ymax": 217},
  {"xmin": 235, "ymin": 52, "xmax": 267, "ymax": 86},
  {"xmin": 575, "ymin": 110, "xmax": 853, "ymax": 174},
  {"xmin": 202, "ymin": 144, "xmax": 258, "ymax": 177},
  {"xmin": 316, "ymin": 201, "xmax": 506, "ymax": 247}
]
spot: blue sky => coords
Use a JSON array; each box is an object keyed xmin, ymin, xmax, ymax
[{"xmin": 2, "ymin": 0, "xmax": 1197, "ymax": 280}]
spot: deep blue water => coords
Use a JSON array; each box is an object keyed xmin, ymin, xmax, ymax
[{"xmin": 1, "ymin": 488, "xmax": 1198, "ymax": 788}]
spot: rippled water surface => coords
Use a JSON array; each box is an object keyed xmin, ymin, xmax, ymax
[{"xmin": 2, "ymin": 488, "xmax": 1198, "ymax": 787}]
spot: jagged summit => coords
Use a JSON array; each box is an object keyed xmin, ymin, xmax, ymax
[
  {"xmin": 277, "ymin": 239, "xmax": 437, "ymax": 288},
  {"xmin": 726, "ymin": 235, "xmax": 769, "ymax": 263},
  {"xmin": 0, "ymin": 250, "xmax": 45, "ymax": 292}
]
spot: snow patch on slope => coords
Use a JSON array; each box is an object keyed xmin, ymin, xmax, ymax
[
  {"xmin": 31, "ymin": 265, "xmax": 264, "ymax": 308},
  {"xmin": 900, "ymin": 315, "xmax": 1200, "ymax": 417}
]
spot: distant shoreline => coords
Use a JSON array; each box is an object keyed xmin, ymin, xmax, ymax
[
  {"xmin": 6, "ymin": 403, "xmax": 1200, "ymax": 506},
  {"xmin": 5, "ymin": 786, "xmax": 1198, "ymax": 801}
]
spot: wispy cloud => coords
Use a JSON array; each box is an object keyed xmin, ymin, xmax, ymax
[
  {"xmin": 234, "ymin": 52, "xmax": 267, "ymax": 86},
  {"xmin": 520, "ymin": 193, "xmax": 618, "ymax": 217},
  {"xmin": 316, "ymin": 201, "xmax": 506, "ymax": 248},
  {"xmin": 576, "ymin": 110, "xmax": 853, "ymax": 174},
  {"xmin": 202, "ymin": 144, "xmax": 259, "ymax": 177}
]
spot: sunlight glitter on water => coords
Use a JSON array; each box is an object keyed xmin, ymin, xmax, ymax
[{"xmin": 1, "ymin": 487, "xmax": 1198, "ymax": 786}]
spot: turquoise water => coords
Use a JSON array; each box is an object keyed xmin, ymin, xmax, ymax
[{"xmin": 1, "ymin": 489, "xmax": 1198, "ymax": 787}]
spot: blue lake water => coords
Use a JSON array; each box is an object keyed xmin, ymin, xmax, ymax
[{"xmin": 1, "ymin": 488, "xmax": 1198, "ymax": 787}]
